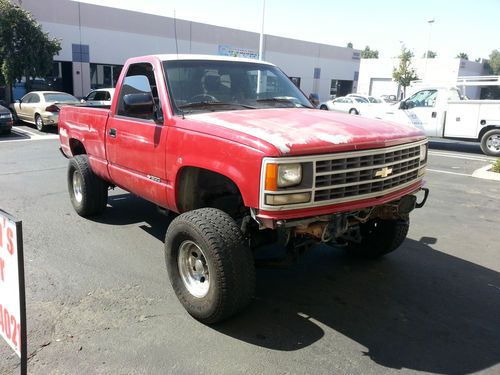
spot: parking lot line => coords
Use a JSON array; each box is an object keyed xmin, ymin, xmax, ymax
[
  {"xmin": 428, "ymin": 151, "xmax": 495, "ymax": 162},
  {"xmin": 427, "ymin": 168, "xmax": 472, "ymax": 177},
  {"xmin": 13, "ymin": 126, "xmax": 40, "ymax": 137}
]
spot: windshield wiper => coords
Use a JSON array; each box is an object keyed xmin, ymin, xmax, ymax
[
  {"xmin": 178, "ymin": 101, "xmax": 256, "ymax": 110},
  {"xmin": 256, "ymin": 97, "xmax": 311, "ymax": 108}
]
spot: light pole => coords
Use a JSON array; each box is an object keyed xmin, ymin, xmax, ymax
[
  {"xmin": 424, "ymin": 18, "xmax": 435, "ymax": 81},
  {"xmin": 258, "ymin": 0, "xmax": 266, "ymax": 60}
]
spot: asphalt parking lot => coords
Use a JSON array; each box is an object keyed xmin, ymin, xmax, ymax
[{"xmin": 1, "ymin": 126, "xmax": 499, "ymax": 375}]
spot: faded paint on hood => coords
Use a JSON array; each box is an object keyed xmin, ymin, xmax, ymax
[{"xmin": 186, "ymin": 108, "xmax": 425, "ymax": 156}]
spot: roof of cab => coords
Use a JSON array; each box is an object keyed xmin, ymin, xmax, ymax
[{"xmin": 152, "ymin": 54, "xmax": 275, "ymax": 66}]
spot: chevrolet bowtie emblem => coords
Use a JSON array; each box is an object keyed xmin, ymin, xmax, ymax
[{"xmin": 375, "ymin": 167, "xmax": 393, "ymax": 178}]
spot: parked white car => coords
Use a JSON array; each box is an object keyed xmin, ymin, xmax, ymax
[
  {"xmin": 347, "ymin": 94, "xmax": 385, "ymax": 104},
  {"xmin": 82, "ymin": 88, "xmax": 114, "ymax": 106},
  {"xmin": 319, "ymin": 96, "xmax": 369, "ymax": 115}
]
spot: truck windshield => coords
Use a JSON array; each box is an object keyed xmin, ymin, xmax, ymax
[{"xmin": 163, "ymin": 60, "xmax": 313, "ymax": 114}]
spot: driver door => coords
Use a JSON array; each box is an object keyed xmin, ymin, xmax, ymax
[{"xmin": 404, "ymin": 89, "xmax": 439, "ymax": 136}]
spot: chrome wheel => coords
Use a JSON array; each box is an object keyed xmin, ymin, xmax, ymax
[
  {"xmin": 486, "ymin": 134, "xmax": 500, "ymax": 153},
  {"xmin": 72, "ymin": 170, "xmax": 83, "ymax": 203},
  {"xmin": 35, "ymin": 115, "xmax": 43, "ymax": 131},
  {"xmin": 177, "ymin": 240, "xmax": 210, "ymax": 298}
]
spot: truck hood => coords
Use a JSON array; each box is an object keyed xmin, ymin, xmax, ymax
[{"xmin": 187, "ymin": 108, "xmax": 425, "ymax": 156}]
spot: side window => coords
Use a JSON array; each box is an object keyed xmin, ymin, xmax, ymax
[
  {"xmin": 22, "ymin": 93, "xmax": 33, "ymax": 103},
  {"xmin": 94, "ymin": 91, "xmax": 107, "ymax": 101},
  {"xmin": 105, "ymin": 91, "xmax": 111, "ymax": 101},
  {"xmin": 86, "ymin": 91, "xmax": 97, "ymax": 101},
  {"xmin": 31, "ymin": 94, "xmax": 41, "ymax": 103},
  {"xmin": 117, "ymin": 63, "xmax": 158, "ymax": 120}
]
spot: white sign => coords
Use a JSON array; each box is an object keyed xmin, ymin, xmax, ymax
[{"xmin": 0, "ymin": 210, "xmax": 25, "ymax": 361}]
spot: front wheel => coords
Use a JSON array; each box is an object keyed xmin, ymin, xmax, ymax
[
  {"xmin": 346, "ymin": 217, "xmax": 409, "ymax": 259},
  {"xmin": 67, "ymin": 155, "xmax": 108, "ymax": 216},
  {"xmin": 320, "ymin": 105, "xmax": 328, "ymax": 110},
  {"xmin": 165, "ymin": 208, "xmax": 255, "ymax": 324},
  {"xmin": 480, "ymin": 129, "xmax": 500, "ymax": 157}
]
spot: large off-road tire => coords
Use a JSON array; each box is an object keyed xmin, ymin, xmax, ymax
[
  {"xmin": 347, "ymin": 217, "xmax": 409, "ymax": 259},
  {"xmin": 35, "ymin": 114, "xmax": 46, "ymax": 132},
  {"xmin": 165, "ymin": 208, "xmax": 255, "ymax": 324},
  {"xmin": 67, "ymin": 155, "xmax": 108, "ymax": 217},
  {"xmin": 480, "ymin": 129, "xmax": 500, "ymax": 157}
]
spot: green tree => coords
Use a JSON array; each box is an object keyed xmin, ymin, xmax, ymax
[
  {"xmin": 0, "ymin": 0, "xmax": 61, "ymax": 95},
  {"xmin": 347, "ymin": 42, "xmax": 353, "ymax": 49},
  {"xmin": 456, "ymin": 52, "xmax": 469, "ymax": 60},
  {"xmin": 361, "ymin": 46, "xmax": 379, "ymax": 59},
  {"xmin": 422, "ymin": 50, "xmax": 437, "ymax": 58},
  {"xmin": 393, "ymin": 47, "xmax": 418, "ymax": 97},
  {"xmin": 481, "ymin": 49, "xmax": 500, "ymax": 99}
]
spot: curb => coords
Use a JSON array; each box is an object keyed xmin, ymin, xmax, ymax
[{"xmin": 472, "ymin": 164, "xmax": 500, "ymax": 181}]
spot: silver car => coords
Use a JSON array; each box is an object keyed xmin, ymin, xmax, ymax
[{"xmin": 11, "ymin": 91, "xmax": 79, "ymax": 131}]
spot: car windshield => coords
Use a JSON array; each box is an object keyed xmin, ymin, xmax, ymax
[
  {"xmin": 43, "ymin": 93, "xmax": 78, "ymax": 102},
  {"xmin": 368, "ymin": 97, "xmax": 382, "ymax": 103},
  {"xmin": 163, "ymin": 60, "xmax": 313, "ymax": 114}
]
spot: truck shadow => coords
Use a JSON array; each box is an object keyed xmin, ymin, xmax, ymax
[
  {"xmin": 90, "ymin": 192, "xmax": 172, "ymax": 242},
  {"xmin": 213, "ymin": 238, "xmax": 500, "ymax": 374},
  {"xmin": 429, "ymin": 139, "xmax": 484, "ymax": 155}
]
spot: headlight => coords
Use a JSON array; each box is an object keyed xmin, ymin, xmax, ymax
[
  {"xmin": 265, "ymin": 163, "xmax": 303, "ymax": 190},
  {"xmin": 420, "ymin": 143, "xmax": 428, "ymax": 162},
  {"xmin": 277, "ymin": 163, "xmax": 302, "ymax": 187}
]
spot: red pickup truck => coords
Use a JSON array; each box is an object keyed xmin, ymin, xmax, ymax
[{"xmin": 59, "ymin": 54, "xmax": 429, "ymax": 323}]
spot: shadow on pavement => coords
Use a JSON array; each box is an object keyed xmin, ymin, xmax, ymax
[
  {"xmin": 88, "ymin": 193, "xmax": 500, "ymax": 373},
  {"xmin": 429, "ymin": 139, "xmax": 484, "ymax": 155},
  {"xmin": 0, "ymin": 129, "xmax": 30, "ymax": 141},
  {"xmin": 90, "ymin": 193, "xmax": 172, "ymax": 242},
  {"xmin": 213, "ymin": 238, "xmax": 500, "ymax": 374}
]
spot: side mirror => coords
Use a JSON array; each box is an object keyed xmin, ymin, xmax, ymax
[
  {"xmin": 399, "ymin": 101, "xmax": 406, "ymax": 110},
  {"xmin": 15, "ymin": 100, "xmax": 20, "ymax": 104},
  {"xmin": 80, "ymin": 99, "xmax": 86, "ymax": 103},
  {"xmin": 123, "ymin": 93, "xmax": 154, "ymax": 116}
]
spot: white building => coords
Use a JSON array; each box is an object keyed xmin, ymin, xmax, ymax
[
  {"xmin": 357, "ymin": 58, "xmax": 488, "ymax": 99},
  {"xmin": 6, "ymin": 0, "xmax": 362, "ymax": 102}
]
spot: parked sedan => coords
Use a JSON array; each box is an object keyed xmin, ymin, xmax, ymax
[
  {"xmin": 347, "ymin": 93, "xmax": 384, "ymax": 104},
  {"xmin": 0, "ymin": 104, "xmax": 14, "ymax": 135},
  {"xmin": 318, "ymin": 96, "xmax": 369, "ymax": 115},
  {"xmin": 82, "ymin": 88, "xmax": 114, "ymax": 107},
  {"xmin": 11, "ymin": 91, "xmax": 79, "ymax": 131}
]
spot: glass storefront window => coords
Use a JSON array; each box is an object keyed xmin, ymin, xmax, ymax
[{"xmin": 90, "ymin": 63, "xmax": 123, "ymax": 89}]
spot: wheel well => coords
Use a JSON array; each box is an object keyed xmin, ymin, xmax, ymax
[
  {"xmin": 176, "ymin": 167, "xmax": 245, "ymax": 218},
  {"xmin": 69, "ymin": 139, "xmax": 86, "ymax": 155},
  {"xmin": 478, "ymin": 125, "xmax": 500, "ymax": 141}
]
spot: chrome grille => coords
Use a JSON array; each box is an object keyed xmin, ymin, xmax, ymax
[{"xmin": 314, "ymin": 144, "xmax": 422, "ymax": 203}]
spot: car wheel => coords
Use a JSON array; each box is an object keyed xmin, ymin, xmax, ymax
[
  {"xmin": 320, "ymin": 105, "xmax": 328, "ymax": 110},
  {"xmin": 35, "ymin": 114, "xmax": 46, "ymax": 132},
  {"xmin": 346, "ymin": 217, "xmax": 409, "ymax": 259},
  {"xmin": 67, "ymin": 154, "xmax": 108, "ymax": 216},
  {"xmin": 349, "ymin": 108, "xmax": 359, "ymax": 115},
  {"xmin": 480, "ymin": 129, "xmax": 500, "ymax": 157},
  {"xmin": 165, "ymin": 208, "xmax": 255, "ymax": 324}
]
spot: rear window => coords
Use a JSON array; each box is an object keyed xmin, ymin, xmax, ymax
[{"xmin": 43, "ymin": 93, "xmax": 78, "ymax": 102}]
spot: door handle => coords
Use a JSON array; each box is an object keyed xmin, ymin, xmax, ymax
[
  {"xmin": 109, "ymin": 128, "xmax": 117, "ymax": 138},
  {"xmin": 431, "ymin": 112, "xmax": 437, "ymax": 118}
]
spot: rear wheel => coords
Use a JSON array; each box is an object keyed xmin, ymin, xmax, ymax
[
  {"xmin": 67, "ymin": 154, "xmax": 108, "ymax": 216},
  {"xmin": 35, "ymin": 114, "xmax": 46, "ymax": 132},
  {"xmin": 480, "ymin": 129, "xmax": 500, "ymax": 156},
  {"xmin": 346, "ymin": 217, "xmax": 409, "ymax": 259},
  {"xmin": 165, "ymin": 208, "xmax": 255, "ymax": 324},
  {"xmin": 349, "ymin": 108, "xmax": 359, "ymax": 115},
  {"xmin": 320, "ymin": 105, "xmax": 328, "ymax": 110}
]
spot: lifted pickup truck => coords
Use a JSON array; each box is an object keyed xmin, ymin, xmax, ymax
[{"xmin": 59, "ymin": 54, "xmax": 429, "ymax": 323}]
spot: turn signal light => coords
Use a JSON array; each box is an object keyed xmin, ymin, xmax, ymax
[{"xmin": 265, "ymin": 163, "xmax": 278, "ymax": 191}]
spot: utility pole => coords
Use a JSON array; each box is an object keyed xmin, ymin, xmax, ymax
[{"xmin": 424, "ymin": 18, "xmax": 435, "ymax": 81}]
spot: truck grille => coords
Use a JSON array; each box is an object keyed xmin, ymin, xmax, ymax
[{"xmin": 314, "ymin": 143, "xmax": 422, "ymax": 203}]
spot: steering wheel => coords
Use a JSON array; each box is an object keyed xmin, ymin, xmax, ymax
[{"xmin": 190, "ymin": 94, "xmax": 218, "ymax": 102}]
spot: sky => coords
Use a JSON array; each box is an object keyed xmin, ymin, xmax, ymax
[{"xmin": 77, "ymin": 0, "xmax": 499, "ymax": 61}]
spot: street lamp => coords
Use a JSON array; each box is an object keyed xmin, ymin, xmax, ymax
[{"xmin": 424, "ymin": 18, "xmax": 435, "ymax": 80}]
